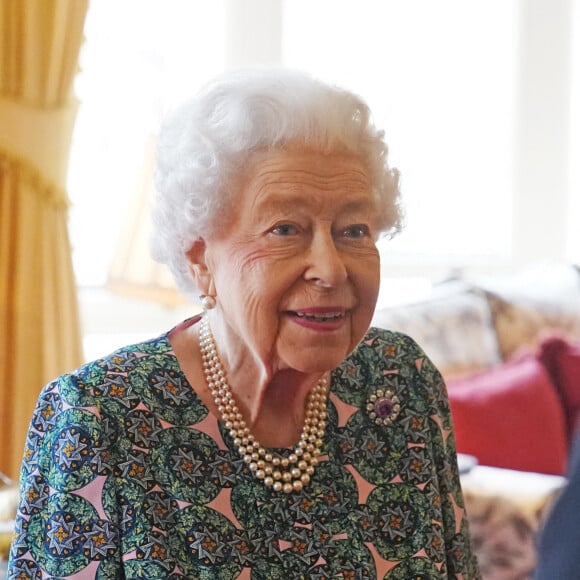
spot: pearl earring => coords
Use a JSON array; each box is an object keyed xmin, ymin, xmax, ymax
[{"xmin": 200, "ymin": 295, "xmax": 216, "ymax": 311}]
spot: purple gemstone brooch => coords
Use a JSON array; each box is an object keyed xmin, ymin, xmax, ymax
[{"xmin": 366, "ymin": 388, "xmax": 401, "ymax": 426}]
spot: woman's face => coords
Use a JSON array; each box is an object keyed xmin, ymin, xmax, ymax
[{"xmin": 194, "ymin": 147, "xmax": 381, "ymax": 376}]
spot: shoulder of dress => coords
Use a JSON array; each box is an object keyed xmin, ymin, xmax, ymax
[
  {"xmin": 70, "ymin": 334, "xmax": 172, "ymax": 376},
  {"xmin": 42, "ymin": 333, "xmax": 174, "ymax": 403},
  {"xmin": 353, "ymin": 326, "xmax": 425, "ymax": 357},
  {"xmin": 344, "ymin": 327, "xmax": 441, "ymax": 380}
]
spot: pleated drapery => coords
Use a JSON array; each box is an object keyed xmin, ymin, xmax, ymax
[{"xmin": 0, "ymin": 0, "xmax": 88, "ymax": 478}]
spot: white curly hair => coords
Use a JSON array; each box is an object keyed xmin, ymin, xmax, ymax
[{"xmin": 150, "ymin": 67, "xmax": 402, "ymax": 296}]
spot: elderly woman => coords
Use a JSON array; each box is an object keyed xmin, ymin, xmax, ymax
[{"xmin": 8, "ymin": 68, "xmax": 479, "ymax": 578}]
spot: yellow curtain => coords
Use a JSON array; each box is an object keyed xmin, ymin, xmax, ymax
[{"xmin": 0, "ymin": 0, "xmax": 88, "ymax": 479}]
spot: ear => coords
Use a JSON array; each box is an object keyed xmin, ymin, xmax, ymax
[{"xmin": 186, "ymin": 238, "xmax": 214, "ymax": 296}]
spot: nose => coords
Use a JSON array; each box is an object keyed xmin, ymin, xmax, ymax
[{"xmin": 304, "ymin": 230, "xmax": 348, "ymax": 288}]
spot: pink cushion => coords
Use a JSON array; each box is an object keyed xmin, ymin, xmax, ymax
[
  {"xmin": 447, "ymin": 355, "xmax": 568, "ymax": 475},
  {"xmin": 538, "ymin": 335, "xmax": 580, "ymax": 439}
]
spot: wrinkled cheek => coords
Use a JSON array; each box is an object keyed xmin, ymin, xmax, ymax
[
  {"xmin": 212, "ymin": 252, "xmax": 258, "ymax": 304},
  {"xmin": 242, "ymin": 293, "xmax": 268, "ymax": 324},
  {"xmin": 354, "ymin": 268, "xmax": 381, "ymax": 336},
  {"xmin": 366, "ymin": 271, "xmax": 380, "ymax": 298},
  {"xmin": 237, "ymin": 292, "xmax": 281, "ymax": 354},
  {"xmin": 363, "ymin": 289, "xmax": 380, "ymax": 325},
  {"xmin": 359, "ymin": 267, "xmax": 380, "ymax": 306}
]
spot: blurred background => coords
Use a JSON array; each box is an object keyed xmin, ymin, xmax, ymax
[{"xmin": 70, "ymin": 0, "xmax": 579, "ymax": 355}]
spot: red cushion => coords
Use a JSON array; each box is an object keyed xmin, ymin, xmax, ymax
[
  {"xmin": 447, "ymin": 355, "xmax": 568, "ymax": 475},
  {"xmin": 538, "ymin": 335, "xmax": 580, "ymax": 439}
]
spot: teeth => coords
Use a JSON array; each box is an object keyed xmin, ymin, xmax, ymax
[{"xmin": 295, "ymin": 312, "xmax": 343, "ymax": 321}]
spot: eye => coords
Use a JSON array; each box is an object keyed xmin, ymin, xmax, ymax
[
  {"xmin": 343, "ymin": 224, "xmax": 371, "ymax": 238},
  {"xmin": 270, "ymin": 223, "xmax": 298, "ymax": 236}
]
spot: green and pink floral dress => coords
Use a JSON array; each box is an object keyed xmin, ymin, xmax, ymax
[{"xmin": 8, "ymin": 319, "xmax": 479, "ymax": 578}]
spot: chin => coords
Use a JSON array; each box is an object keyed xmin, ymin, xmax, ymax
[{"xmin": 284, "ymin": 349, "xmax": 351, "ymax": 375}]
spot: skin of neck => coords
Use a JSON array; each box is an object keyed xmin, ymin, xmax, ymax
[{"xmin": 206, "ymin": 311, "xmax": 326, "ymax": 436}]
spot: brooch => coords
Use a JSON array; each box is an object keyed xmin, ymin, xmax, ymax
[{"xmin": 366, "ymin": 388, "xmax": 401, "ymax": 426}]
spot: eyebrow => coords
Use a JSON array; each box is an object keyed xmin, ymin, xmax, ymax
[{"xmin": 253, "ymin": 193, "xmax": 375, "ymax": 215}]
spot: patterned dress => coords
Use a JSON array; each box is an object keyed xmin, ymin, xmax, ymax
[{"xmin": 8, "ymin": 321, "xmax": 480, "ymax": 579}]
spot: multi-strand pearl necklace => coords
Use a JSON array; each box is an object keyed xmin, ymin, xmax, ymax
[{"xmin": 199, "ymin": 316, "xmax": 329, "ymax": 493}]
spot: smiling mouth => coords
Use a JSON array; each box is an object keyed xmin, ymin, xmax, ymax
[{"xmin": 291, "ymin": 311, "xmax": 346, "ymax": 322}]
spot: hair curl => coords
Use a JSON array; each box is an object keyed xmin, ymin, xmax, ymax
[{"xmin": 151, "ymin": 67, "xmax": 402, "ymax": 295}]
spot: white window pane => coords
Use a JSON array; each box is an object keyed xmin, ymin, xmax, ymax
[
  {"xmin": 68, "ymin": 0, "xmax": 226, "ymax": 287},
  {"xmin": 282, "ymin": 0, "xmax": 516, "ymax": 261},
  {"xmin": 568, "ymin": 0, "xmax": 580, "ymax": 263}
]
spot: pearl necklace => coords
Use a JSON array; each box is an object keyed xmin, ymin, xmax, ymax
[{"xmin": 199, "ymin": 316, "xmax": 329, "ymax": 493}]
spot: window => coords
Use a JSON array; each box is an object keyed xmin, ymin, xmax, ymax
[
  {"xmin": 68, "ymin": 0, "xmax": 226, "ymax": 358},
  {"xmin": 569, "ymin": 0, "xmax": 580, "ymax": 263},
  {"xmin": 68, "ymin": 0, "xmax": 226, "ymax": 287},
  {"xmin": 68, "ymin": 0, "xmax": 578, "ymax": 357},
  {"xmin": 282, "ymin": 0, "xmax": 516, "ymax": 264}
]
